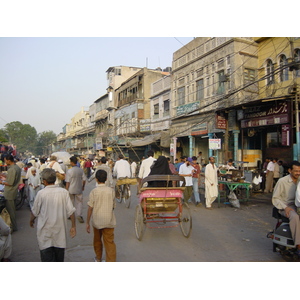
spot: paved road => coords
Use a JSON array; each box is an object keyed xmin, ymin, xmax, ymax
[{"xmin": 9, "ymin": 181, "xmax": 284, "ymax": 262}]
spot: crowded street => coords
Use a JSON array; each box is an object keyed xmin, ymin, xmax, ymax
[{"xmin": 8, "ymin": 180, "xmax": 284, "ymax": 262}]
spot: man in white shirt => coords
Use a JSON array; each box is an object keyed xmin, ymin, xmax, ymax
[
  {"xmin": 113, "ymin": 154, "xmax": 131, "ymax": 179},
  {"xmin": 30, "ymin": 168, "xmax": 76, "ymax": 262},
  {"xmin": 113, "ymin": 154, "xmax": 132, "ymax": 201},
  {"xmin": 265, "ymin": 158, "xmax": 275, "ymax": 193},
  {"xmin": 138, "ymin": 150, "xmax": 156, "ymax": 179},
  {"xmin": 179, "ymin": 158, "xmax": 195, "ymax": 203}
]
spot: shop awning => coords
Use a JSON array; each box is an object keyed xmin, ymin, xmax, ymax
[{"xmin": 129, "ymin": 133, "xmax": 161, "ymax": 147}]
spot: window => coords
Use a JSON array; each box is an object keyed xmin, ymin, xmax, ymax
[
  {"xmin": 267, "ymin": 132, "xmax": 282, "ymax": 147},
  {"xmin": 177, "ymin": 87, "xmax": 185, "ymax": 106},
  {"xmin": 266, "ymin": 59, "xmax": 274, "ymax": 85},
  {"xmin": 196, "ymin": 79, "xmax": 204, "ymax": 101},
  {"xmin": 115, "ymin": 68, "xmax": 121, "ymax": 76},
  {"xmin": 244, "ymin": 68, "xmax": 255, "ymax": 83},
  {"xmin": 279, "ymin": 55, "xmax": 289, "ymax": 82},
  {"xmin": 153, "ymin": 104, "xmax": 159, "ymax": 119},
  {"xmin": 217, "ymin": 70, "xmax": 225, "ymax": 94},
  {"xmin": 163, "ymin": 100, "xmax": 170, "ymax": 117}
]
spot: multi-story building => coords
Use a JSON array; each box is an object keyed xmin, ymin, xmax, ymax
[
  {"xmin": 237, "ymin": 37, "xmax": 300, "ymax": 163},
  {"xmin": 112, "ymin": 67, "xmax": 170, "ymax": 159},
  {"xmin": 146, "ymin": 74, "xmax": 172, "ymax": 156},
  {"xmin": 57, "ymin": 107, "xmax": 94, "ymax": 155},
  {"xmin": 91, "ymin": 93, "xmax": 111, "ymax": 154},
  {"xmin": 171, "ymin": 37, "xmax": 258, "ymax": 165}
]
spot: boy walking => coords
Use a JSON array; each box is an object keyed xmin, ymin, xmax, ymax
[{"xmin": 86, "ymin": 170, "xmax": 116, "ymax": 262}]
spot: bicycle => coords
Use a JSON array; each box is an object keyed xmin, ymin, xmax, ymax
[{"xmin": 115, "ymin": 177, "xmax": 131, "ymax": 208}]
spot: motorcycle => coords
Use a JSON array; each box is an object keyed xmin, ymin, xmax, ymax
[{"xmin": 267, "ymin": 207, "xmax": 299, "ymax": 261}]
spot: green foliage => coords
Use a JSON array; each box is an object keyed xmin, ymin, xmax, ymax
[
  {"xmin": 36, "ymin": 131, "xmax": 57, "ymax": 156},
  {"xmin": 3, "ymin": 121, "xmax": 38, "ymax": 154},
  {"xmin": 2, "ymin": 122, "xmax": 57, "ymax": 156},
  {"xmin": 0, "ymin": 129, "xmax": 8, "ymax": 143}
]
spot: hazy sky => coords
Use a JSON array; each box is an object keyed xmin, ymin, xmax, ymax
[{"xmin": 0, "ymin": 37, "xmax": 194, "ymax": 134}]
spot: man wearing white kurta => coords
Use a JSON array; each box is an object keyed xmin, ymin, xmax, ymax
[
  {"xmin": 138, "ymin": 150, "xmax": 156, "ymax": 179},
  {"xmin": 205, "ymin": 157, "xmax": 219, "ymax": 209},
  {"xmin": 30, "ymin": 168, "xmax": 76, "ymax": 262}
]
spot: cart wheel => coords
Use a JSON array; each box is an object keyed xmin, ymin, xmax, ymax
[
  {"xmin": 115, "ymin": 185, "xmax": 122, "ymax": 203},
  {"xmin": 179, "ymin": 202, "xmax": 192, "ymax": 238},
  {"xmin": 135, "ymin": 205, "xmax": 146, "ymax": 240},
  {"xmin": 124, "ymin": 184, "xmax": 131, "ymax": 208}
]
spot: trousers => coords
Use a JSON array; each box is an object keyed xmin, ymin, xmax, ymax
[
  {"xmin": 5, "ymin": 199, "xmax": 17, "ymax": 231},
  {"xmin": 280, "ymin": 205, "xmax": 300, "ymax": 246},
  {"xmin": 183, "ymin": 186, "xmax": 193, "ymax": 203},
  {"xmin": 93, "ymin": 227, "xmax": 116, "ymax": 262},
  {"xmin": 192, "ymin": 177, "xmax": 200, "ymax": 203},
  {"xmin": 69, "ymin": 194, "xmax": 83, "ymax": 217},
  {"xmin": 265, "ymin": 171, "xmax": 274, "ymax": 193},
  {"xmin": 40, "ymin": 247, "xmax": 65, "ymax": 262}
]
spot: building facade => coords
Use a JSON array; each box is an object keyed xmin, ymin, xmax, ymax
[{"xmin": 171, "ymin": 37, "xmax": 258, "ymax": 165}]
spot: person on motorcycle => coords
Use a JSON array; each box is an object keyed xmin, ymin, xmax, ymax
[{"xmin": 272, "ymin": 160, "xmax": 300, "ymax": 256}]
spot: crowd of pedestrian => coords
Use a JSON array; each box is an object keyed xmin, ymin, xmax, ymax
[{"xmin": 2, "ymin": 146, "xmax": 300, "ymax": 261}]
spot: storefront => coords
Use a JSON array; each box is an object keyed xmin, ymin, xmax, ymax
[{"xmin": 238, "ymin": 100, "xmax": 293, "ymax": 165}]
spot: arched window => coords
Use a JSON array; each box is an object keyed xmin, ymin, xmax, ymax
[
  {"xmin": 279, "ymin": 54, "xmax": 289, "ymax": 81},
  {"xmin": 295, "ymin": 49, "xmax": 300, "ymax": 77},
  {"xmin": 266, "ymin": 59, "xmax": 274, "ymax": 85}
]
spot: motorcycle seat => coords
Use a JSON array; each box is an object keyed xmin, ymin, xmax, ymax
[{"xmin": 272, "ymin": 207, "xmax": 290, "ymax": 223}]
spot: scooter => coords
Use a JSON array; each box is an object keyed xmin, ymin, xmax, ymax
[{"xmin": 267, "ymin": 207, "xmax": 299, "ymax": 261}]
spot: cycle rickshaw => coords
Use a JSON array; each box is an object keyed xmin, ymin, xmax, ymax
[{"xmin": 134, "ymin": 175, "xmax": 192, "ymax": 240}]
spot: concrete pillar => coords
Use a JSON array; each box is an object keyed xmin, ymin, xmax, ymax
[
  {"xmin": 232, "ymin": 130, "xmax": 240, "ymax": 162},
  {"xmin": 188, "ymin": 135, "xmax": 195, "ymax": 158},
  {"xmin": 208, "ymin": 133, "xmax": 213, "ymax": 158}
]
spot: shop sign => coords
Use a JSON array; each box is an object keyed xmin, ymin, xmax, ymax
[
  {"xmin": 176, "ymin": 101, "xmax": 200, "ymax": 116},
  {"xmin": 216, "ymin": 114, "xmax": 227, "ymax": 129},
  {"xmin": 209, "ymin": 139, "xmax": 221, "ymax": 150},
  {"xmin": 191, "ymin": 122, "xmax": 208, "ymax": 136},
  {"xmin": 241, "ymin": 114, "xmax": 289, "ymax": 128},
  {"xmin": 282, "ymin": 124, "xmax": 290, "ymax": 146},
  {"xmin": 241, "ymin": 101, "xmax": 289, "ymax": 128}
]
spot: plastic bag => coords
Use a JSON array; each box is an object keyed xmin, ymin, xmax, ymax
[
  {"xmin": 0, "ymin": 208, "xmax": 11, "ymax": 228},
  {"xmin": 228, "ymin": 191, "xmax": 240, "ymax": 208}
]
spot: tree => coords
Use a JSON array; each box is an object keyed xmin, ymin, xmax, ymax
[
  {"xmin": 36, "ymin": 131, "xmax": 57, "ymax": 156},
  {"xmin": 4, "ymin": 121, "xmax": 38, "ymax": 154},
  {"xmin": 0, "ymin": 129, "xmax": 8, "ymax": 143}
]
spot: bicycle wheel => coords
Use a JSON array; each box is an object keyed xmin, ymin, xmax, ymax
[
  {"xmin": 15, "ymin": 189, "xmax": 25, "ymax": 210},
  {"xmin": 134, "ymin": 205, "xmax": 146, "ymax": 240},
  {"xmin": 123, "ymin": 184, "xmax": 131, "ymax": 208},
  {"xmin": 115, "ymin": 185, "xmax": 122, "ymax": 203},
  {"xmin": 179, "ymin": 202, "xmax": 192, "ymax": 238}
]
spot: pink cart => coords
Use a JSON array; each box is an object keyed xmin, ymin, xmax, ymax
[{"xmin": 135, "ymin": 175, "xmax": 192, "ymax": 240}]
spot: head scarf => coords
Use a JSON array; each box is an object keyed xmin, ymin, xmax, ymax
[{"xmin": 149, "ymin": 156, "xmax": 173, "ymax": 176}]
